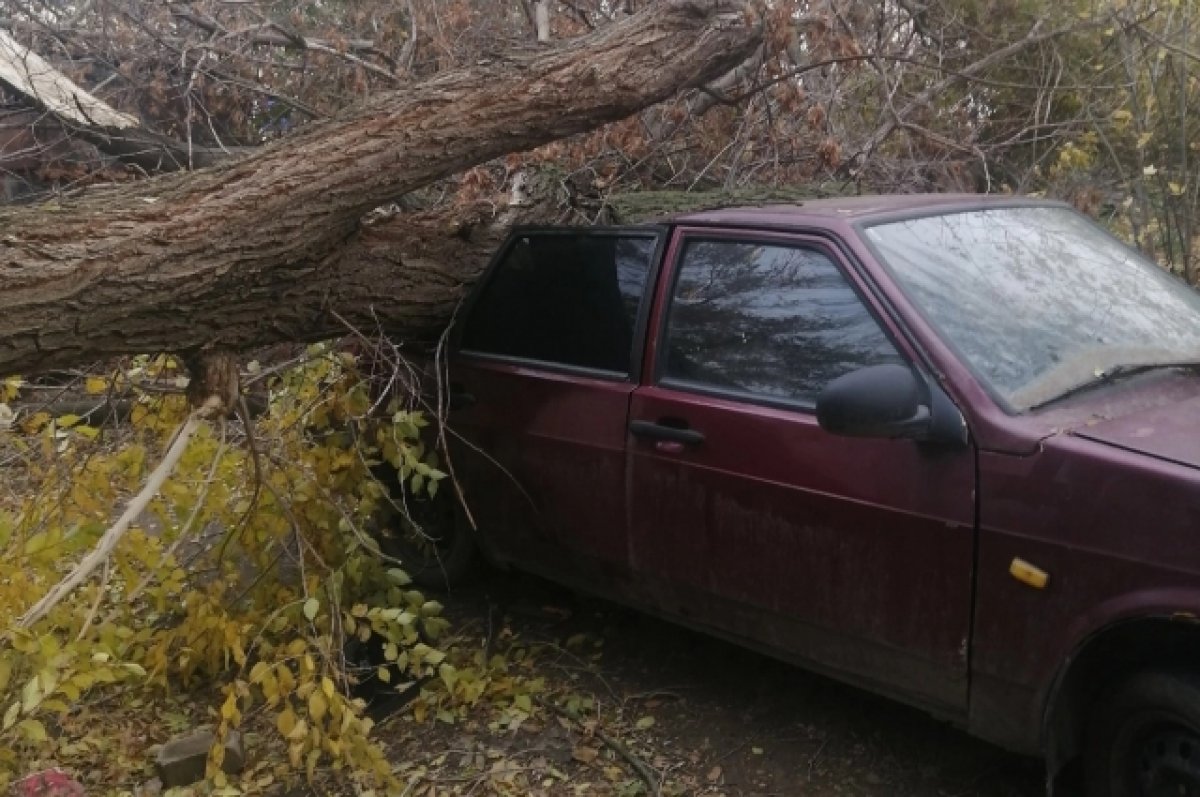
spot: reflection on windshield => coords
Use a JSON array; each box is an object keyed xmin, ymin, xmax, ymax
[
  {"xmin": 665, "ymin": 241, "xmax": 903, "ymax": 403},
  {"xmin": 864, "ymin": 207, "xmax": 1200, "ymax": 411}
]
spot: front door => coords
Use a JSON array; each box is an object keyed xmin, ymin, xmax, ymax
[
  {"xmin": 627, "ymin": 230, "xmax": 976, "ymax": 714},
  {"xmin": 450, "ymin": 228, "xmax": 662, "ymax": 583}
]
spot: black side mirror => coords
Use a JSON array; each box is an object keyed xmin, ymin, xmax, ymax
[{"xmin": 816, "ymin": 364, "xmax": 967, "ymax": 446}]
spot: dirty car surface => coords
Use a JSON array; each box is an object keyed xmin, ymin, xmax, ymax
[{"xmin": 443, "ymin": 195, "xmax": 1200, "ymax": 797}]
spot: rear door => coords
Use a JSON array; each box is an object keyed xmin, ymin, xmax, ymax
[
  {"xmin": 449, "ymin": 228, "xmax": 664, "ymax": 583},
  {"xmin": 627, "ymin": 229, "xmax": 977, "ymax": 714}
]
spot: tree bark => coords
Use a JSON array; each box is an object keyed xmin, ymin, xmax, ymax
[{"xmin": 0, "ymin": 0, "xmax": 759, "ymax": 377}]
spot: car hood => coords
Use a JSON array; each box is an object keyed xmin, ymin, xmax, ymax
[{"xmin": 1069, "ymin": 389, "xmax": 1200, "ymax": 469}]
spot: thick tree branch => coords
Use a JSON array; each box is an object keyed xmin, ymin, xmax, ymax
[
  {"xmin": 0, "ymin": 0, "xmax": 761, "ymax": 377},
  {"xmin": 0, "ymin": 27, "xmax": 137, "ymax": 129}
]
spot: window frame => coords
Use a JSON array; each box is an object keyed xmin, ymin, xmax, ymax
[
  {"xmin": 653, "ymin": 231, "xmax": 913, "ymax": 414},
  {"xmin": 455, "ymin": 226, "xmax": 668, "ymax": 382}
]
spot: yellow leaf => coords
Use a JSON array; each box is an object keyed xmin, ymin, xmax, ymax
[
  {"xmin": 261, "ymin": 672, "xmax": 279, "ymax": 706},
  {"xmin": 20, "ymin": 411, "xmax": 50, "ymax": 434},
  {"xmin": 308, "ymin": 691, "xmax": 328, "ymax": 722},
  {"xmin": 84, "ymin": 377, "xmax": 108, "ymax": 395},
  {"xmin": 2, "ymin": 701, "xmax": 19, "ymax": 730},
  {"xmin": 37, "ymin": 667, "xmax": 58, "ymax": 696},
  {"xmin": 276, "ymin": 707, "xmax": 297, "ymax": 737},
  {"xmin": 20, "ymin": 676, "xmax": 41, "ymax": 713},
  {"xmin": 249, "ymin": 662, "xmax": 270, "ymax": 684},
  {"xmin": 16, "ymin": 718, "xmax": 46, "ymax": 742},
  {"xmin": 73, "ymin": 425, "xmax": 99, "ymax": 440},
  {"xmin": 286, "ymin": 718, "xmax": 309, "ymax": 741},
  {"xmin": 0, "ymin": 377, "xmax": 21, "ymax": 402},
  {"xmin": 276, "ymin": 665, "xmax": 295, "ymax": 695},
  {"xmin": 377, "ymin": 667, "xmax": 391, "ymax": 683},
  {"xmin": 321, "ymin": 677, "xmax": 335, "ymax": 700},
  {"xmin": 23, "ymin": 532, "xmax": 48, "ymax": 556}
]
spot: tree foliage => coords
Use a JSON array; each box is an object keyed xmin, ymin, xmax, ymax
[{"xmin": 0, "ymin": 348, "xmax": 462, "ymax": 788}]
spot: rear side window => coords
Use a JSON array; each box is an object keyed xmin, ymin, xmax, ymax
[
  {"xmin": 662, "ymin": 239, "xmax": 904, "ymax": 405},
  {"xmin": 460, "ymin": 232, "xmax": 656, "ymax": 376}
]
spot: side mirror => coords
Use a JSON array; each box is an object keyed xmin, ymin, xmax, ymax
[{"xmin": 816, "ymin": 364, "xmax": 967, "ymax": 447}]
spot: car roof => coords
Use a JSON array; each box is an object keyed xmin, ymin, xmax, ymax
[{"xmin": 667, "ymin": 193, "xmax": 1064, "ymax": 227}]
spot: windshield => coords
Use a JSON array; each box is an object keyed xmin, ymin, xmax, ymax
[{"xmin": 863, "ymin": 206, "xmax": 1200, "ymax": 411}]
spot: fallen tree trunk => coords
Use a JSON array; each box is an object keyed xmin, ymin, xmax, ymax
[{"xmin": 0, "ymin": 0, "xmax": 759, "ymax": 377}]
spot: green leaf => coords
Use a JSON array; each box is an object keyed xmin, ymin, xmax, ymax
[
  {"xmin": 634, "ymin": 716, "xmax": 656, "ymax": 730},
  {"xmin": 303, "ymin": 598, "xmax": 319, "ymax": 621}
]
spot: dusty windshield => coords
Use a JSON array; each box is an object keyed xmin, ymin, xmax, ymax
[{"xmin": 863, "ymin": 206, "xmax": 1200, "ymax": 411}]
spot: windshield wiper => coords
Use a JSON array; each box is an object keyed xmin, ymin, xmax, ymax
[{"xmin": 1028, "ymin": 361, "xmax": 1200, "ymax": 412}]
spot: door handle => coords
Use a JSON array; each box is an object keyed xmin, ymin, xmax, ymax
[{"xmin": 629, "ymin": 419, "xmax": 705, "ymax": 446}]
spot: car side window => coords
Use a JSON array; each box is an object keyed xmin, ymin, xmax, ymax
[
  {"xmin": 662, "ymin": 239, "xmax": 904, "ymax": 405},
  {"xmin": 460, "ymin": 233, "xmax": 656, "ymax": 376}
]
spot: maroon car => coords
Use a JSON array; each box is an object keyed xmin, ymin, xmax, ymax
[{"xmin": 421, "ymin": 195, "xmax": 1200, "ymax": 796}]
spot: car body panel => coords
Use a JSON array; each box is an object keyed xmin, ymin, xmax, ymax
[
  {"xmin": 627, "ymin": 383, "xmax": 977, "ymax": 713},
  {"xmin": 969, "ymin": 433, "xmax": 1200, "ymax": 751},
  {"xmin": 1068, "ymin": 379, "xmax": 1200, "ymax": 469},
  {"xmin": 449, "ymin": 358, "xmax": 635, "ymax": 577}
]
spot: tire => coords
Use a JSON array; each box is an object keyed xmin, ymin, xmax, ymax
[
  {"xmin": 1084, "ymin": 670, "xmax": 1200, "ymax": 797},
  {"xmin": 370, "ymin": 466, "xmax": 476, "ymax": 591}
]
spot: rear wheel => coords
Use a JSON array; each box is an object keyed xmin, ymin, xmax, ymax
[
  {"xmin": 1085, "ymin": 671, "xmax": 1200, "ymax": 797},
  {"xmin": 370, "ymin": 467, "xmax": 475, "ymax": 590}
]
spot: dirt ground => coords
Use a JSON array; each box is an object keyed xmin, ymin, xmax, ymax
[{"xmin": 376, "ymin": 569, "xmax": 1045, "ymax": 797}]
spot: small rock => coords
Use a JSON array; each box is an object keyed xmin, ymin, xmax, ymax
[
  {"xmin": 154, "ymin": 729, "xmax": 245, "ymax": 788},
  {"xmin": 133, "ymin": 778, "xmax": 161, "ymax": 797},
  {"xmin": 11, "ymin": 770, "xmax": 85, "ymax": 797}
]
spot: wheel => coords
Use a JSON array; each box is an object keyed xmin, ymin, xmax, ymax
[
  {"xmin": 1085, "ymin": 670, "xmax": 1200, "ymax": 797},
  {"xmin": 369, "ymin": 465, "xmax": 476, "ymax": 591}
]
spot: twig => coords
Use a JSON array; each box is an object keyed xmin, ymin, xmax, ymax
[
  {"xmin": 113, "ymin": 425, "xmax": 228, "ymax": 616},
  {"xmin": 807, "ymin": 738, "xmax": 828, "ymax": 780},
  {"xmin": 15, "ymin": 407, "xmax": 208, "ymax": 630},
  {"xmin": 536, "ymin": 696, "xmax": 662, "ymax": 797},
  {"xmin": 74, "ymin": 558, "xmax": 109, "ymax": 642}
]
